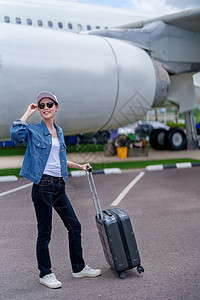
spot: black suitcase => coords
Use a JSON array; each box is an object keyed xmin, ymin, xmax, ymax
[{"xmin": 86, "ymin": 169, "xmax": 144, "ymax": 279}]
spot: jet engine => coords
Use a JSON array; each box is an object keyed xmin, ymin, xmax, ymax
[{"xmin": 0, "ymin": 23, "xmax": 170, "ymax": 138}]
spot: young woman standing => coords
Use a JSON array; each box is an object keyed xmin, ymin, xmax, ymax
[{"xmin": 10, "ymin": 91, "xmax": 101, "ymax": 289}]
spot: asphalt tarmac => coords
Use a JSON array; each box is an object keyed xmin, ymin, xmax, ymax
[{"xmin": 0, "ymin": 168, "xmax": 200, "ymax": 300}]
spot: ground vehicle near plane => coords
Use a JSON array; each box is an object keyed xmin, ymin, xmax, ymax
[
  {"xmin": 119, "ymin": 121, "xmax": 187, "ymax": 150},
  {"xmin": 135, "ymin": 121, "xmax": 169, "ymax": 139},
  {"xmin": 135, "ymin": 121, "xmax": 187, "ymax": 150},
  {"xmin": 149, "ymin": 127, "xmax": 187, "ymax": 150}
]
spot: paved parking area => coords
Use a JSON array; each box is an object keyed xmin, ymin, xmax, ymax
[{"xmin": 0, "ymin": 168, "xmax": 200, "ymax": 300}]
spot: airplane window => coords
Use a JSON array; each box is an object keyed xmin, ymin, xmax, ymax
[
  {"xmin": 4, "ymin": 16, "xmax": 10, "ymax": 23},
  {"xmin": 27, "ymin": 18, "xmax": 32, "ymax": 25},
  {"xmin": 58, "ymin": 22, "xmax": 63, "ymax": 29},
  {"xmin": 87, "ymin": 25, "xmax": 91, "ymax": 30},
  {"xmin": 68, "ymin": 23, "xmax": 73, "ymax": 30},
  {"xmin": 37, "ymin": 20, "xmax": 43, "ymax": 26},
  {"xmin": 77, "ymin": 24, "xmax": 82, "ymax": 31},
  {"xmin": 16, "ymin": 17, "xmax": 21, "ymax": 24},
  {"xmin": 48, "ymin": 21, "xmax": 53, "ymax": 27},
  {"xmin": 96, "ymin": 26, "xmax": 100, "ymax": 29}
]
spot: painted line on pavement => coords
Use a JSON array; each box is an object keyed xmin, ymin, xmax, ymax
[
  {"xmin": 111, "ymin": 171, "xmax": 145, "ymax": 207},
  {"xmin": 0, "ymin": 182, "xmax": 32, "ymax": 198}
]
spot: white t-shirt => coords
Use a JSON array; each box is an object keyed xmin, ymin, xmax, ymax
[{"xmin": 43, "ymin": 138, "xmax": 62, "ymax": 177}]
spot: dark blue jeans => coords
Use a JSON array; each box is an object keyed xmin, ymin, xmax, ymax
[{"xmin": 32, "ymin": 174, "xmax": 85, "ymax": 278}]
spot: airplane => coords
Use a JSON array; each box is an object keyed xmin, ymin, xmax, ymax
[{"xmin": 0, "ymin": 0, "xmax": 200, "ymax": 150}]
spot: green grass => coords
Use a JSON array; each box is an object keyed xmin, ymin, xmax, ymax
[
  {"xmin": 67, "ymin": 144, "xmax": 105, "ymax": 153},
  {"xmin": 0, "ymin": 148, "xmax": 26, "ymax": 156},
  {"xmin": 0, "ymin": 144, "xmax": 105, "ymax": 156},
  {"xmin": 0, "ymin": 168, "xmax": 22, "ymax": 177},
  {"xmin": 1, "ymin": 158, "xmax": 200, "ymax": 177}
]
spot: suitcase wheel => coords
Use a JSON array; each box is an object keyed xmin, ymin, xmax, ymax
[
  {"xmin": 137, "ymin": 265, "xmax": 144, "ymax": 274},
  {"xmin": 119, "ymin": 272, "xmax": 127, "ymax": 280}
]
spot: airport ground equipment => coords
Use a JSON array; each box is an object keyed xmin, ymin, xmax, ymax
[
  {"xmin": 86, "ymin": 168, "xmax": 144, "ymax": 279},
  {"xmin": 149, "ymin": 127, "xmax": 187, "ymax": 150}
]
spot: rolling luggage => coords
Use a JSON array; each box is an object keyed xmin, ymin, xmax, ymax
[{"xmin": 86, "ymin": 169, "xmax": 144, "ymax": 279}]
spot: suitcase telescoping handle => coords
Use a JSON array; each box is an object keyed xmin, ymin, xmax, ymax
[{"xmin": 86, "ymin": 168, "xmax": 103, "ymax": 220}]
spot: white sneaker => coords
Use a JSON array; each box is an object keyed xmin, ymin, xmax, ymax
[
  {"xmin": 72, "ymin": 265, "xmax": 101, "ymax": 278},
  {"xmin": 39, "ymin": 273, "xmax": 62, "ymax": 289}
]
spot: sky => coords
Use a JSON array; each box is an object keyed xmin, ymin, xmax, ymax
[{"xmin": 67, "ymin": 0, "xmax": 200, "ymax": 16}]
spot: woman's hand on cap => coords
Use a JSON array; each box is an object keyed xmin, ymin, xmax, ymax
[{"xmin": 27, "ymin": 103, "xmax": 38, "ymax": 115}]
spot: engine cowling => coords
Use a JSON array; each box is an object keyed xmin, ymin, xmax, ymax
[{"xmin": 151, "ymin": 60, "xmax": 170, "ymax": 108}]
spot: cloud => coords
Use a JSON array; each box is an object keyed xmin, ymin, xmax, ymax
[
  {"xmin": 68, "ymin": 0, "xmax": 200, "ymax": 15},
  {"xmin": 130, "ymin": 0, "xmax": 200, "ymax": 15},
  {"xmin": 65, "ymin": 0, "xmax": 200, "ymax": 15},
  {"xmin": 167, "ymin": 0, "xmax": 200, "ymax": 9},
  {"xmin": 130, "ymin": 0, "xmax": 181, "ymax": 16}
]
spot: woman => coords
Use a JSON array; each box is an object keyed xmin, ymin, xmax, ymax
[{"xmin": 10, "ymin": 91, "xmax": 101, "ymax": 289}]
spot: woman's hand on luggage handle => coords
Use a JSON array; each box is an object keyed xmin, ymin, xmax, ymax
[
  {"xmin": 67, "ymin": 161, "xmax": 92, "ymax": 172},
  {"xmin": 82, "ymin": 163, "xmax": 92, "ymax": 172}
]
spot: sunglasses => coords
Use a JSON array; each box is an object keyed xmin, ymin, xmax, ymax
[{"xmin": 38, "ymin": 102, "xmax": 55, "ymax": 109}]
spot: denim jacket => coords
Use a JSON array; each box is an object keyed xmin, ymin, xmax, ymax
[{"xmin": 10, "ymin": 119, "xmax": 68, "ymax": 184}]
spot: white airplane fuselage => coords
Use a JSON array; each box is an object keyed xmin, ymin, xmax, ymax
[
  {"xmin": 0, "ymin": 0, "xmax": 155, "ymax": 138},
  {"xmin": 0, "ymin": 0, "xmax": 143, "ymax": 32},
  {"xmin": 0, "ymin": 22, "xmax": 156, "ymax": 136},
  {"xmin": 0, "ymin": 0, "xmax": 199, "ymax": 139}
]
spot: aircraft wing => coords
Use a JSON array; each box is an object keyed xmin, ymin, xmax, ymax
[
  {"xmin": 87, "ymin": 8, "xmax": 200, "ymax": 75},
  {"xmin": 85, "ymin": 7, "xmax": 200, "ymax": 114},
  {"xmin": 117, "ymin": 8, "xmax": 200, "ymax": 33}
]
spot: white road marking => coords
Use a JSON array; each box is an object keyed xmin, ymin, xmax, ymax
[
  {"xmin": 0, "ymin": 183, "xmax": 32, "ymax": 198},
  {"xmin": 111, "ymin": 171, "xmax": 145, "ymax": 206}
]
